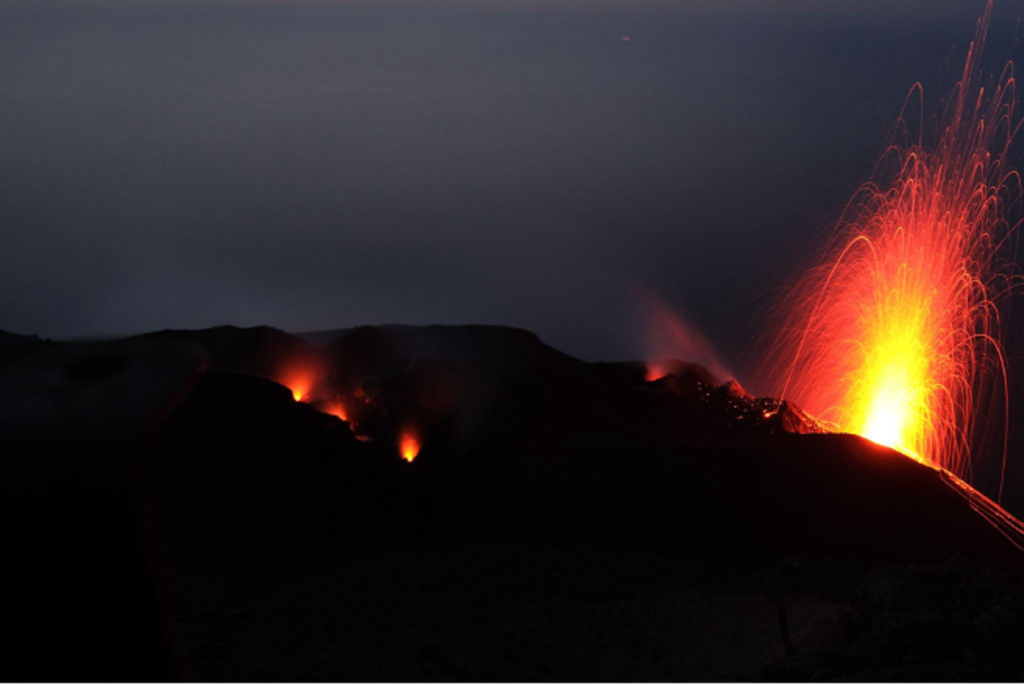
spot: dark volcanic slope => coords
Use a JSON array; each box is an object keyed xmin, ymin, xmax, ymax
[
  {"xmin": 140, "ymin": 324, "xmax": 1024, "ymax": 681},
  {"xmin": 0, "ymin": 329, "xmax": 41, "ymax": 345},
  {"xmin": 8, "ymin": 323, "xmax": 1022, "ymax": 680},
  {"xmin": 148, "ymin": 324, "xmax": 1024, "ymax": 573},
  {"xmin": 0, "ymin": 328, "xmax": 47, "ymax": 367},
  {"xmin": 133, "ymin": 324, "xmax": 316, "ymax": 378}
]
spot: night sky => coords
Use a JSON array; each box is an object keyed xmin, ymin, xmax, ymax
[{"xmin": 2, "ymin": 0, "xmax": 1021, "ymax": 373}]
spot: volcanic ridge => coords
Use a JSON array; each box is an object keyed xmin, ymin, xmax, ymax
[{"xmin": 1, "ymin": 323, "xmax": 1024, "ymax": 680}]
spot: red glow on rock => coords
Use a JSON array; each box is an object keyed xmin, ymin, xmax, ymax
[
  {"xmin": 645, "ymin": 364, "xmax": 668, "ymax": 382},
  {"xmin": 278, "ymin": 362, "xmax": 323, "ymax": 404},
  {"xmin": 286, "ymin": 376, "xmax": 314, "ymax": 402},
  {"xmin": 325, "ymin": 397, "xmax": 348, "ymax": 422}
]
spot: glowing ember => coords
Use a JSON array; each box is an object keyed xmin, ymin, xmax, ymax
[
  {"xmin": 280, "ymin": 366, "xmax": 323, "ymax": 403},
  {"xmin": 645, "ymin": 364, "xmax": 668, "ymax": 383},
  {"xmin": 325, "ymin": 397, "xmax": 348, "ymax": 422},
  {"xmin": 290, "ymin": 383, "xmax": 310, "ymax": 402},
  {"xmin": 761, "ymin": 3, "xmax": 1019, "ymax": 496},
  {"xmin": 280, "ymin": 368, "xmax": 319, "ymax": 403},
  {"xmin": 399, "ymin": 432, "xmax": 420, "ymax": 462}
]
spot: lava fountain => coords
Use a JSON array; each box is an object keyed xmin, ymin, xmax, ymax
[{"xmin": 761, "ymin": 3, "xmax": 1021, "ymax": 497}]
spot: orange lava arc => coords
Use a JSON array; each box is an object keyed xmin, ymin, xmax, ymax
[
  {"xmin": 761, "ymin": 3, "xmax": 1020, "ymax": 497},
  {"xmin": 399, "ymin": 432, "xmax": 421, "ymax": 463}
]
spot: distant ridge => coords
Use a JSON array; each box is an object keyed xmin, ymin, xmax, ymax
[{"xmin": 0, "ymin": 329, "xmax": 41, "ymax": 345}]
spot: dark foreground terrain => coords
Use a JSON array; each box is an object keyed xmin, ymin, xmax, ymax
[{"xmin": 2, "ymin": 324, "xmax": 1023, "ymax": 681}]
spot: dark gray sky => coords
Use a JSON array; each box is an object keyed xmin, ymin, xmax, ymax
[{"xmin": 1, "ymin": 0, "xmax": 1020, "ymax": 366}]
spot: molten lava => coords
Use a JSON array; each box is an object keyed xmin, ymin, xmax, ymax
[
  {"xmin": 399, "ymin": 432, "xmax": 420, "ymax": 463},
  {"xmin": 762, "ymin": 3, "xmax": 1020, "ymax": 495}
]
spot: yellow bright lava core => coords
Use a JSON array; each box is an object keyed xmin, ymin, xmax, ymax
[{"xmin": 844, "ymin": 296, "xmax": 931, "ymax": 463}]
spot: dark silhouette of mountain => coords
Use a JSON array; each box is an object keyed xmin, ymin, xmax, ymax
[
  {"xmin": 133, "ymin": 324, "xmax": 315, "ymax": 378},
  {"xmin": 4, "ymin": 323, "xmax": 1023, "ymax": 680},
  {"xmin": 0, "ymin": 329, "xmax": 41, "ymax": 345},
  {"xmin": 130, "ymin": 325, "xmax": 1024, "ymax": 679},
  {"xmin": 124, "ymin": 323, "xmax": 1024, "ymax": 574},
  {"xmin": 0, "ymin": 328, "xmax": 47, "ymax": 368},
  {"xmin": 322, "ymin": 323, "xmax": 579, "ymax": 384}
]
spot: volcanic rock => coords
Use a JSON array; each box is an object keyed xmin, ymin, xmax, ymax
[
  {"xmin": 0, "ymin": 328, "xmax": 47, "ymax": 368},
  {"xmin": 760, "ymin": 554, "xmax": 1024, "ymax": 680},
  {"xmin": 5, "ymin": 322, "xmax": 1024, "ymax": 680}
]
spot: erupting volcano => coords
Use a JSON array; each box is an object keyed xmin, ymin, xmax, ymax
[
  {"xmin": 8, "ymin": 2, "xmax": 1024, "ymax": 681},
  {"xmin": 762, "ymin": 2, "xmax": 1022, "ymax": 498}
]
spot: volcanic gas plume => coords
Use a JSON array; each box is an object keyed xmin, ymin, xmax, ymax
[{"xmin": 761, "ymin": 2, "xmax": 1022, "ymax": 498}]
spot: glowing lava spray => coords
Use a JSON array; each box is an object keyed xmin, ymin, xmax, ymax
[{"xmin": 761, "ymin": 3, "xmax": 1021, "ymax": 498}]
